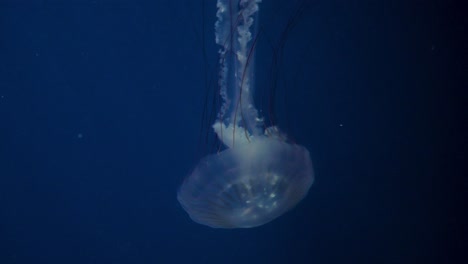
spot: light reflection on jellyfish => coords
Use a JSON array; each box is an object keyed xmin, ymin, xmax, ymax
[{"xmin": 178, "ymin": 0, "xmax": 314, "ymax": 228}]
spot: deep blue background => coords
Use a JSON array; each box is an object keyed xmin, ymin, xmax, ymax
[{"xmin": 0, "ymin": 0, "xmax": 464, "ymax": 263}]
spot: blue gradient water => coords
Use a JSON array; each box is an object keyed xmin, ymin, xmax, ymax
[{"xmin": 0, "ymin": 0, "xmax": 463, "ymax": 263}]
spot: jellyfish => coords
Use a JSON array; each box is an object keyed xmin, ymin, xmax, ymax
[{"xmin": 177, "ymin": 0, "xmax": 314, "ymax": 228}]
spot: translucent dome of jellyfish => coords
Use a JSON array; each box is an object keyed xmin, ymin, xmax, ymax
[{"xmin": 177, "ymin": 0, "xmax": 314, "ymax": 228}]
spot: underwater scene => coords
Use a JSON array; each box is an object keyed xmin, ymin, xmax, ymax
[{"xmin": 0, "ymin": 0, "xmax": 464, "ymax": 263}]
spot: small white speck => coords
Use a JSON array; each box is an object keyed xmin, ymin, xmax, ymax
[
  {"xmin": 35, "ymin": 52, "xmax": 40, "ymax": 57},
  {"xmin": 77, "ymin": 133, "xmax": 83, "ymax": 139},
  {"xmin": 339, "ymin": 123, "xmax": 343, "ymax": 127}
]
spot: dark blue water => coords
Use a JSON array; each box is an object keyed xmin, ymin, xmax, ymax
[{"xmin": 0, "ymin": 0, "xmax": 464, "ymax": 263}]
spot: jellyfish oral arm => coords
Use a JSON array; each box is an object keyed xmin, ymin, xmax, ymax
[{"xmin": 213, "ymin": 0, "xmax": 262, "ymax": 147}]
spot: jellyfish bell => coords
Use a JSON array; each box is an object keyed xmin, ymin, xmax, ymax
[
  {"xmin": 178, "ymin": 135, "xmax": 313, "ymax": 228},
  {"xmin": 178, "ymin": 0, "xmax": 314, "ymax": 228}
]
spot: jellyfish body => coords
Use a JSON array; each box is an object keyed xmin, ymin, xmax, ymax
[
  {"xmin": 178, "ymin": 0, "xmax": 314, "ymax": 228},
  {"xmin": 178, "ymin": 137, "xmax": 313, "ymax": 228}
]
